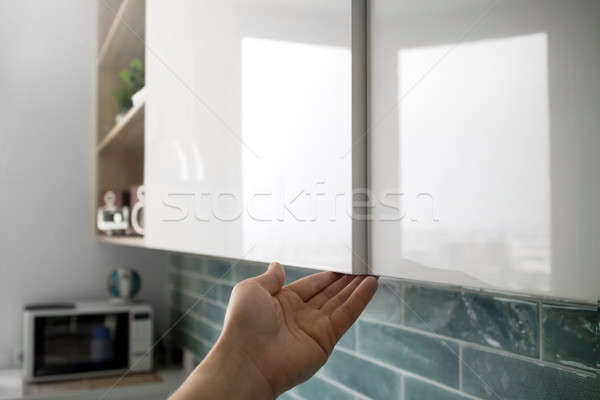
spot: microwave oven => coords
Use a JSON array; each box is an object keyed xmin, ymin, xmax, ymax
[{"xmin": 23, "ymin": 301, "xmax": 153, "ymax": 382}]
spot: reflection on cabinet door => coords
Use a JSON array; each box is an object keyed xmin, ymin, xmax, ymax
[
  {"xmin": 369, "ymin": 0, "xmax": 600, "ymax": 302},
  {"xmin": 145, "ymin": 0, "xmax": 367, "ymax": 273}
]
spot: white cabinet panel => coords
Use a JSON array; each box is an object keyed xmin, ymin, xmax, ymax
[
  {"xmin": 145, "ymin": 1, "xmax": 366, "ymax": 273},
  {"xmin": 369, "ymin": 0, "xmax": 600, "ymax": 302}
]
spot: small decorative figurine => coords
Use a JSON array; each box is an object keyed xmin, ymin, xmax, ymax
[{"xmin": 97, "ymin": 190, "xmax": 130, "ymax": 236}]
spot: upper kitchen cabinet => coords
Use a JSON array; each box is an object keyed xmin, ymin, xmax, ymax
[
  {"xmin": 369, "ymin": 0, "xmax": 600, "ymax": 302},
  {"xmin": 145, "ymin": 1, "xmax": 367, "ymax": 273}
]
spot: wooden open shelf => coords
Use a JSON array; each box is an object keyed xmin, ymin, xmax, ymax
[
  {"xmin": 98, "ymin": 0, "xmax": 145, "ymax": 68},
  {"xmin": 94, "ymin": 0, "xmax": 146, "ymax": 245},
  {"xmin": 96, "ymin": 100, "xmax": 145, "ymax": 154},
  {"xmin": 97, "ymin": 235, "xmax": 145, "ymax": 248}
]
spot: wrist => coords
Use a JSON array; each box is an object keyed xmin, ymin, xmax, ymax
[
  {"xmin": 205, "ymin": 336, "xmax": 275, "ymax": 400},
  {"xmin": 171, "ymin": 335, "xmax": 274, "ymax": 400}
]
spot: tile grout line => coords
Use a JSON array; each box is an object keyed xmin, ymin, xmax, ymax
[
  {"xmin": 315, "ymin": 374, "xmax": 375, "ymax": 400},
  {"xmin": 355, "ymin": 321, "xmax": 361, "ymax": 353},
  {"xmin": 179, "ymin": 327, "xmax": 216, "ymax": 349},
  {"xmin": 399, "ymin": 374, "xmax": 404, "ymax": 400},
  {"xmin": 170, "ymin": 285, "xmax": 228, "ymax": 309},
  {"xmin": 334, "ymin": 347, "xmax": 484, "ymax": 400},
  {"xmin": 459, "ymin": 343, "xmax": 464, "ymax": 391},
  {"xmin": 538, "ymin": 300, "xmax": 544, "ymax": 361},
  {"xmin": 358, "ymin": 316, "xmax": 597, "ymax": 377},
  {"xmin": 399, "ymin": 282, "xmax": 405, "ymax": 325},
  {"xmin": 397, "ymin": 278, "xmax": 596, "ymax": 309},
  {"xmin": 172, "ymin": 269, "xmax": 234, "ymax": 287},
  {"xmin": 171, "ymin": 303, "xmax": 223, "ymax": 328},
  {"xmin": 183, "ymin": 309, "xmax": 224, "ymax": 331},
  {"xmin": 286, "ymin": 390, "xmax": 306, "ymax": 400}
]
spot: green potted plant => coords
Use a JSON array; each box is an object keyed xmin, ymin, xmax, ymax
[{"xmin": 113, "ymin": 58, "xmax": 144, "ymax": 124}]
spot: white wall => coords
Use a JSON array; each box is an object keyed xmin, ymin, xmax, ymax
[{"xmin": 0, "ymin": 0, "xmax": 168, "ymax": 367}]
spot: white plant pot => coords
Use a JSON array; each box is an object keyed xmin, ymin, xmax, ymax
[
  {"xmin": 115, "ymin": 111, "xmax": 127, "ymax": 125},
  {"xmin": 131, "ymin": 86, "xmax": 146, "ymax": 107}
]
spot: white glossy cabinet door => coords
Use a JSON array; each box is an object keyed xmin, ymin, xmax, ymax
[
  {"xmin": 145, "ymin": 1, "xmax": 367, "ymax": 273},
  {"xmin": 369, "ymin": 0, "xmax": 600, "ymax": 302}
]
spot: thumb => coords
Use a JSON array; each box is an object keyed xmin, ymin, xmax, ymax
[{"xmin": 253, "ymin": 262, "xmax": 285, "ymax": 295}]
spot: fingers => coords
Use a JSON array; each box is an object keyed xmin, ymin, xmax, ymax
[
  {"xmin": 320, "ymin": 276, "xmax": 364, "ymax": 315},
  {"xmin": 307, "ymin": 274, "xmax": 354, "ymax": 309},
  {"xmin": 330, "ymin": 276, "xmax": 378, "ymax": 340},
  {"xmin": 286, "ymin": 271, "xmax": 340, "ymax": 301},
  {"xmin": 252, "ymin": 262, "xmax": 285, "ymax": 295}
]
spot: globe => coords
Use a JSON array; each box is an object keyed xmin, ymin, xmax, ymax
[{"xmin": 107, "ymin": 268, "xmax": 141, "ymax": 300}]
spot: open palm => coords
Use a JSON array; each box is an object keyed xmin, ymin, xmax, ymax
[{"xmin": 220, "ymin": 262, "xmax": 378, "ymax": 396}]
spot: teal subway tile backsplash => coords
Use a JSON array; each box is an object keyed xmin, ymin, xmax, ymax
[
  {"xmin": 363, "ymin": 279, "xmax": 403, "ymax": 325},
  {"xmin": 338, "ymin": 324, "xmax": 357, "ymax": 351},
  {"xmin": 172, "ymin": 253, "xmax": 233, "ymax": 280},
  {"xmin": 174, "ymin": 330, "xmax": 209, "ymax": 359},
  {"xmin": 178, "ymin": 313, "xmax": 219, "ymax": 344},
  {"xmin": 170, "ymin": 290, "xmax": 201, "ymax": 313},
  {"xmin": 179, "ymin": 314, "xmax": 196, "ymax": 335},
  {"xmin": 542, "ymin": 303, "xmax": 600, "ymax": 370},
  {"xmin": 403, "ymin": 285, "xmax": 540, "ymax": 357},
  {"xmin": 192, "ymin": 317, "xmax": 221, "ymax": 343},
  {"xmin": 403, "ymin": 377, "xmax": 469, "ymax": 400},
  {"xmin": 294, "ymin": 375, "xmax": 357, "ymax": 400},
  {"xmin": 169, "ymin": 254, "xmax": 599, "ymax": 400},
  {"xmin": 284, "ymin": 266, "xmax": 314, "ymax": 285},
  {"xmin": 277, "ymin": 392, "xmax": 301, "ymax": 400},
  {"xmin": 462, "ymin": 347, "xmax": 599, "ymax": 400},
  {"xmin": 359, "ymin": 320, "xmax": 459, "ymax": 388},
  {"xmin": 232, "ymin": 261, "xmax": 267, "ymax": 281},
  {"xmin": 217, "ymin": 283, "xmax": 233, "ymax": 304},
  {"xmin": 320, "ymin": 349, "xmax": 402, "ymax": 400},
  {"xmin": 173, "ymin": 275, "xmax": 217, "ymax": 296},
  {"xmin": 208, "ymin": 259, "xmax": 234, "ymax": 280},
  {"xmin": 169, "ymin": 253, "xmax": 184, "ymax": 269},
  {"xmin": 199, "ymin": 301, "xmax": 226, "ymax": 325}
]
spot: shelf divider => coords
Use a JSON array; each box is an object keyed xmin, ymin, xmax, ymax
[
  {"xmin": 97, "ymin": 0, "xmax": 145, "ymax": 68},
  {"xmin": 96, "ymin": 100, "xmax": 144, "ymax": 154}
]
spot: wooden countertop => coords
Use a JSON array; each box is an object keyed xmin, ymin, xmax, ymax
[{"xmin": 0, "ymin": 369, "xmax": 186, "ymax": 400}]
